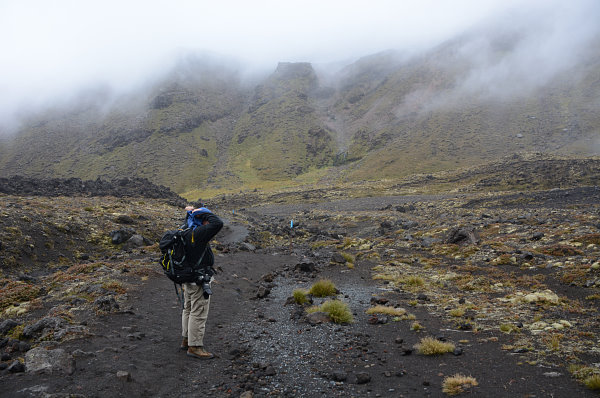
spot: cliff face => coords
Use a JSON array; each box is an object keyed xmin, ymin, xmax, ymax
[{"xmin": 1, "ymin": 34, "xmax": 599, "ymax": 194}]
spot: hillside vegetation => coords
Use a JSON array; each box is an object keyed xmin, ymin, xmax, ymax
[{"xmin": 0, "ymin": 32, "xmax": 598, "ymax": 196}]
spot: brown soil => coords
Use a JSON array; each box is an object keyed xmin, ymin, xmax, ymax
[{"xmin": 1, "ymin": 186, "xmax": 600, "ymax": 397}]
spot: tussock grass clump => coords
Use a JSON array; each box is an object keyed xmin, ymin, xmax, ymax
[
  {"xmin": 414, "ymin": 336, "xmax": 455, "ymax": 355},
  {"xmin": 584, "ymin": 374, "xmax": 600, "ymax": 390},
  {"xmin": 442, "ymin": 374, "xmax": 478, "ymax": 395},
  {"xmin": 499, "ymin": 323, "xmax": 520, "ymax": 334},
  {"xmin": 319, "ymin": 300, "xmax": 353, "ymax": 324},
  {"xmin": 341, "ymin": 252, "xmax": 355, "ymax": 263},
  {"xmin": 570, "ymin": 365, "xmax": 600, "ymax": 390},
  {"xmin": 403, "ymin": 275, "xmax": 425, "ymax": 287},
  {"xmin": 448, "ymin": 308, "xmax": 465, "ymax": 317},
  {"xmin": 308, "ymin": 279, "xmax": 337, "ymax": 297},
  {"xmin": 411, "ymin": 321, "xmax": 424, "ymax": 331},
  {"xmin": 366, "ymin": 305, "xmax": 406, "ymax": 317},
  {"xmin": 292, "ymin": 289, "xmax": 309, "ymax": 305}
]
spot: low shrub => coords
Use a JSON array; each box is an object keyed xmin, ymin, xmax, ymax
[
  {"xmin": 411, "ymin": 321, "xmax": 424, "ymax": 331},
  {"xmin": 319, "ymin": 300, "xmax": 353, "ymax": 324},
  {"xmin": 403, "ymin": 275, "xmax": 425, "ymax": 287},
  {"xmin": 414, "ymin": 336, "xmax": 455, "ymax": 355},
  {"xmin": 293, "ymin": 289, "xmax": 309, "ymax": 305},
  {"xmin": 448, "ymin": 308, "xmax": 465, "ymax": 317},
  {"xmin": 442, "ymin": 374, "xmax": 478, "ymax": 395},
  {"xmin": 366, "ymin": 305, "xmax": 406, "ymax": 317},
  {"xmin": 0, "ymin": 280, "xmax": 42, "ymax": 312},
  {"xmin": 308, "ymin": 279, "xmax": 337, "ymax": 297},
  {"xmin": 584, "ymin": 374, "xmax": 600, "ymax": 390}
]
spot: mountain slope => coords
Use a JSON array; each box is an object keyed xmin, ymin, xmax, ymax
[{"xmin": 0, "ymin": 31, "xmax": 598, "ymax": 194}]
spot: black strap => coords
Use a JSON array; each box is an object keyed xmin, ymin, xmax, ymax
[{"xmin": 174, "ymin": 282, "xmax": 184, "ymax": 309}]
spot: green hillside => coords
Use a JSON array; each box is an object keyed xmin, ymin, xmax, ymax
[{"xmin": 0, "ymin": 32, "xmax": 598, "ymax": 196}]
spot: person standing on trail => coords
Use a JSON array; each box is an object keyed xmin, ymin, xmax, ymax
[{"xmin": 180, "ymin": 205, "xmax": 223, "ymax": 359}]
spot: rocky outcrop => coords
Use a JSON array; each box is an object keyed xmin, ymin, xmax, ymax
[{"xmin": 0, "ymin": 176, "xmax": 184, "ymax": 203}]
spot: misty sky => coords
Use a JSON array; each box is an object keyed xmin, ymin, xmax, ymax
[{"xmin": 1, "ymin": 0, "xmax": 599, "ymax": 130}]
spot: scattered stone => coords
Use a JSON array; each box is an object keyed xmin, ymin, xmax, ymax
[
  {"xmin": 295, "ymin": 258, "xmax": 317, "ymax": 272},
  {"xmin": 72, "ymin": 349, "xmax": 96, "ymax": 358},
  {"xmin": 544, "ymin": 372, "xmax": 562, "ymax": 378},
  {"xmin": 264, "ymin": 365, "xmax": 276, "ymax": 376},
  {"xmin": 370, "ymin": 297, "xmax": 389, "ymax": 305},
  {"xmin": 400, "ymin": 348, "xmax": 413, "ymax": 356},
  {"xmin": 256, "ymin": 286, "xmax": 271, "ymax": 299},
  {"xmin": 8, "ymin": 360, "xmax": 25, "ymax": 373},
  {"xmin": 332, "ymin": 370, "xmax": 348, "ymax": 382},
  {"xmin": 123, "ymin": 234, "xmax": 151, "ymax": 249},
  {"xmin": 127, "ymin": 332, "xmax": 145, "ymax": 340},
  {"xmin": 380, "ymin": 221, "xmax": 394, "ymax": 229},
  {"xmin": 240, "ymin": 391, "xmax": 254, "ymax": 398},
  {"xmin": 114, "ymin": 214, "xmax": 135, "ymax": 224},
  {"xmin": 25, "ymin": 348, "xmax": 75, "ymax": 375},
  {"xmin": 355, "ymin": 372, "xmax": 371, "ymax": 384},
  {"xmin": 402, "ymin": 220, "xmax": 419, "ymax": 229},
  {"xmin": 0, "ymin": 319, "xmax": 19, "ymax": 335},
  {"xmin": 519, "ymin": 251, "xmax": 534, "ymax": 261},
  {"xmin": 330, "ymin": 253, "xmax": 346, "ymax": 264},
  {"xmin": 305, "ymin": 311, "xmax": 330, "ymax": 325},
  {"xmin": 531, "ymin": 232, "xmax": 545, "ymax": 241},
  {"xmin": 446, "ymin": 227, "xmax": 480, "ymax": 245},
  {"xmin": 94, "ymin": 296, "xmax": 120, "ymax": 312},
  {"xmin": 22, "ymin": 317, "xmax": 64, "ymax": 339},
  {"xmin": 239, "ymin": 242, "xmax": 256, "ymax": 252},
  {"xmin": 116, "ymin": 370, "xmax": 132, "ymax": 381},
  {"xmin": 522, "ymin": 290, "xmax": 559, "ymax": 304},
  {"xmin": 109, "ymin": 228, "xmax": 136, "ymax": 244},
  {"xmin": 453, "ymin": 347, "xmax": 463, "ymax": 356},
  {"xmin": 417, "ymin": 293, "xmax": 429, "ymax": 301}
]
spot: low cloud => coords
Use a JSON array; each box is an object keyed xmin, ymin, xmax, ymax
[{"xmin": 0, "ymin": 0, "xmax": 597, "ymax": 134}]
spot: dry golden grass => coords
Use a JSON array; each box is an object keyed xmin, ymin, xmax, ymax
[
  {"xmin": 366, "ymin": 305, "xmax": 407, "ymax": 316},
  {"xmin": 414, "ymin": 336, "xmax": 455, "ymax": 355},
  {"xmin": 448, "ymin": 308, "xmax": 465, "ymax": 317},
  {"xmin": 584, "ymin": 374, "xmax": 600, "ymax": 390},
  {"xmin": 442, "ymin": 374, "xmax": 478, "ymax": 395},
  {"xmin": 308, "ymin": 279, "xmax": 337, "ymax": 297},
  {"xmin": 293, "ymin": 289, "xmax": 309, "ymax": 304}
]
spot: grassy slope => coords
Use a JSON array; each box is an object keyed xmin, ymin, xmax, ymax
[
  {"xmin": 0, "ymin": 38, "xmax": 598, "ymax": 195},
  {"xmin": 228, "ymin": 63, "xmax": 337, "ymax": 184}
]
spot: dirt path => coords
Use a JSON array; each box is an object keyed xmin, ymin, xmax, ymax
[{"xmin": 2, "ymin": 190, "xmax": 600, "ymax": 397}]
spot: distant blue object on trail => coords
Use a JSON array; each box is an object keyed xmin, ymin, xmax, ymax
[{"xmin": 291, "ymin": 220, "xmax": 294, "ymax": 228}]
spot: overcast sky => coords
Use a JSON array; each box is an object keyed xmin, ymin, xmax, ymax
[{"xmin": 1, "ymin": 0, "xmax": 598, "ymax": 131}]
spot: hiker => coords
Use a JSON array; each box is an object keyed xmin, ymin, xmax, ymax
[{"xmin": 180, "ymin": 205, "xmax": 223, "ymax": 359}]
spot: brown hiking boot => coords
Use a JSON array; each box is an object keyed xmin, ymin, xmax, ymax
[
  {"xmin": 180, "ymin": 338, "xmax": 188, "ymax": 351},
  {"xmin": 187, "ymin": 346, "xmax": 214, "ymax": 360}
]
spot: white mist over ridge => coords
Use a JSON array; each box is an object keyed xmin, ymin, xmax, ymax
[{"xmin": 0, "ymin": 0, "xmax": 598, "ymax": 134}]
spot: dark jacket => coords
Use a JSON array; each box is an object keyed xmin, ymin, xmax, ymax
[{"xmin": 182, "ymin": 213, "xmax": 223, "ymax": 272}]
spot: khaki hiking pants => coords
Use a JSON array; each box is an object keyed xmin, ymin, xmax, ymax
[{"xmin": 181, "ymin": 282, "xmax": 211, "ymax": 347}]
